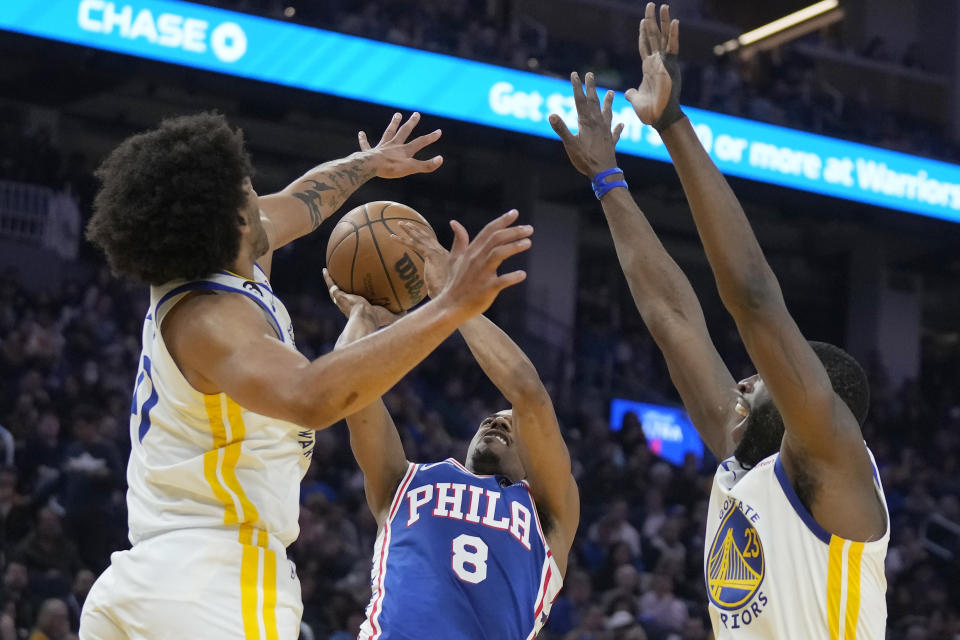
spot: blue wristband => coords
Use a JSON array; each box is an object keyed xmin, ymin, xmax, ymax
[{"xmin": 591, "ymin": 167, "xmax": 628, "ymax": 199}]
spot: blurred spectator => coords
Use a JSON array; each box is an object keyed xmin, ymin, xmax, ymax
[
  {"xmin": 14, "ymin": 508, "xmax": 82, "ymax": 584},
  {"xmin": 59, "ymin": 406, "xmax": 122, "ymax": 573},
  {"xmin": 638, "ymin": 573, "xmax": 687, "ymax": 633},
  {"xmin": 27, "ymin": 598, "xmax": 74, "ymax": 640}
]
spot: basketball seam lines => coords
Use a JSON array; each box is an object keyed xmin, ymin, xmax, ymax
[
  {"xmin": 363, "ymin": 203, "xmax": 403, "ymax": 311},
  {"xmin": 326, "ymin": 217, "xmax": 431, "ymax": 257},
  {"xmin": 349, "ymin": 220, "xmax": 360, "ymax": 293}
]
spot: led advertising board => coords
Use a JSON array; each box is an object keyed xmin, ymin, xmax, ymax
[
  {"xmin": 609, "ymin": 398, "xmax": 704, "ymax": 466},
  {"xmin": 4, "ymin": 0, "xmax": 960, "ymax": 222}
]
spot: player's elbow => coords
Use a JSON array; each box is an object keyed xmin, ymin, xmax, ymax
[
  {"xmin": 720, "ymin": 269, "xmax": 784, "ymax": 317},
  {"xmin": 644, "ymin": 301, "xmax": 697, "ymax": 340},
  {"xmin": 283, "ymin": 387, "xmax": 347, "ymax": 431}
]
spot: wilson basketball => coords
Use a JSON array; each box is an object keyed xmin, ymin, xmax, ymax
[{"xmin": 325, "ymin": 201, "xmax": 433, "ymax": 313}]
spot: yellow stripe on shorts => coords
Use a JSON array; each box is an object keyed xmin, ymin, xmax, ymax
[
  {"xmin": 205, "ymin": 395, "xmax": 277, "ymax": 639},
  {"xmin": 262, "ymin": 550, "xmax": 279, "ymax": 640},
  {"xmin": 241, "ymin": 544, "xmax": 261, "ymax": 639}
]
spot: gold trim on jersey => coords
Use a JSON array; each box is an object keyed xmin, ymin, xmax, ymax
[
  {"xmin": 204, "ymin": 394, "xmax": 279, "ymax": 639},
  {"xmin": 827, "ymin": 536, "xmax": 865, "ymax": 640}
]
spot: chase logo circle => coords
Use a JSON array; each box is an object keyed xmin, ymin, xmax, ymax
[
  {"xmin": 706, "ymin": 506, "xmax": 765, "ymax": 610},
  {"xmin": 211, "ymin": 21, "xmax": 246, "ymax": 62}
]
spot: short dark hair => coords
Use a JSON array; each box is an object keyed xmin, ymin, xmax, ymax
[
  {"xmin": 809, "ymin": 341, "xmax": 870, "ymax": 425},
  {"xmin": 86, "ymin": 112, "xmax": 253, "ymax": 285}
]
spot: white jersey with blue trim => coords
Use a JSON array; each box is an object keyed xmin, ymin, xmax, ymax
[
  {"xmin": 704, "ymin": 450, "xmax": 888, "ymax": 639},
  {"xmin": 359, "ymin": 459, "xmax": 563, "ymax": 640},
  {"xmin": 126, "ymin": 265, "xmax": 315, "ymax": 548}
]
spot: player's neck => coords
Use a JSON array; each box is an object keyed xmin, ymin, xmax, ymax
[{"xmin": 227, "ymin": 248, "xmax": 257, "ymax": 281}]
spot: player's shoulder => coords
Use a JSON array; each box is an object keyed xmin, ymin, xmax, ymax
[{"xmin": 163, "ymin": 288, "xmax": 273, "ymax": 349}]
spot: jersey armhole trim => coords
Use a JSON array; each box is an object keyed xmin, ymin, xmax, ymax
[
  {"xmin": 155, "ymin": 281, "xmax": 286, "ymax": 343},
  {"xmin": 774, "ymin": 455, "xmax": 832, "ymax": 544},
  {"xmin": 386, "ymin": 463, "xmax": 418, "ymax": 523}
]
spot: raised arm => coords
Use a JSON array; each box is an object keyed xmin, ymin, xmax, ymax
[
  {"xmin": 258, "ymin": 112, "xmax": 443, "ymax": 269},
  {"xmin": 165, "ymin": 210, "xmax": 532, "ymax": 430},
  {"xmin": 548, "ymin": 71, "xmax": 737, "ymax": 458},
  {"xmin": 324, "ymin": 269, "xmax": 409, "ymax": 528},
  {"xmin": 627, "ymin": 4, "xmax": 884, "ymax": 539},
  {"xmin": 392, "ymin": 222, "xmax": 579, "ymax": 562}
]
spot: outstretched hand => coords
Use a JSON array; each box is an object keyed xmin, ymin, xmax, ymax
[
  {"xmin": 549, "ymin": 72, "xmax": 625, "ymax": 177},
  {"xmin": 624, "ymin": 3, "xmax": 683, "ymax": 130},
  {"xmin": 359, "ymin": 112, "xmax": 444, "ymax": 179},
  {"xmin": 390, "ymin": 221, "xmax": 450, "ymax": 299},
  {"xmin": 438, "ymin": 210, "xmax": 532, "ymax": 319},
  {"xmin": 323, "ymin": 268, "xmax": 402, "ymax": 331}
]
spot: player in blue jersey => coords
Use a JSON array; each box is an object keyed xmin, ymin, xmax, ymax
[{"xmin": 322, "ymin": 220, "xmax": 579, "ymax": 640}]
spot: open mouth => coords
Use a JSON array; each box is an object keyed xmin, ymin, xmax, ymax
[
  {"xmin": 480, "ymin": 419, "xmax": 512, "ymax": 447},
  {"xmin": 484, "ymin": 431, "xmax": 509, "ymax": 446},
  {"xmin": 735, "ymin": 397, "xmax": 750, "ymax": 418}
]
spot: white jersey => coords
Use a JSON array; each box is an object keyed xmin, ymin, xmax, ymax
[
  {"xmin": 126, "ymin": 265, "xmax": 315, "ymax": 549},
  {"xmin": 704, "ymin": 451, "xmax": 888, "ymax": 639}
]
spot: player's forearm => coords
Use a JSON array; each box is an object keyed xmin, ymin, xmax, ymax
[
  {"xmin": 659, "ymin": 118, "xmax": 783, "ymax": 313},
  {"xmin": 261, "ymin": 150, "xmax": 380, "ymax": 247},
  {"xmin": 459, "ymin": 315, "xmax": 548, "ymax": 405},
  {"xmin": 297, "ymin": 296, "xmax": 464, "ymax": 429},
  {"xmin": 335, "ymin": 310, "xmax": 398, "ymax": 438},
  {"xmin": 599, "ymin": 186, "xmax": 706, "ymax": 335}
]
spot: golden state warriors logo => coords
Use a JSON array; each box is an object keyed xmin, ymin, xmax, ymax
[{"xmin": 706, "ymin": 506, "xmax": 765, "ymax": 610}]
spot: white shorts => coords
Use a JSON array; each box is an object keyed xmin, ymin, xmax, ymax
[{"xmin": 80, "ymin": 528, "xmax": 302, "ymax": 640}]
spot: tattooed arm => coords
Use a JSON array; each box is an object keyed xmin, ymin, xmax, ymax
[{"xmin": 257, "ymin": 112, "xmax": 443, "ymax": 272}]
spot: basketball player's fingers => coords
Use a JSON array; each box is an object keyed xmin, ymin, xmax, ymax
[
  {"xmin": 389, "ymin": 225, "xmax": 431, "ymax": 255},
  {"xmin": 322, "ymin": 272, "xmax": 349, "ymax": 312},
  {"xmin": 394, "ymin": 111, "xmax": 422, "ymax": 144},
  {"xmin": 584, "ymin": 72, "xmax": 600, "ymax": 105},
  {"xmin": 402, "ymin": 156, "xmax": 444, "ymax": 174},
  {"xmin": 602, "ymin": 90, "xmax": 615, "ymax": 123},
  {"xmin": 570, "ymin": 72, "xmax": 587, "ymax": 108},
  {"xmin": 358, "ymin": 131, "xmax": 371, "ymax": 151},
  {"xmin": 613, "ymin": 122, "xmax": 625, "ymax": 144},
  {"xmin": 406, "ymin": 129, "xmax": 443, "ymax": 153},
  {"xmin": 379, "ymin": 112, "xmax": 402, "ymax": 145},
  {"xmin": 472, "ymin": 209, "xmax": 520, "ymax": 246},
  {"xmin": 486, "ymin": 224, "xmax": 534, "ymax": 250},
  {"xmin": 398, "ymin": 220, "xmax": 442, "ymax": 252},
  {"xmin": 638, "ymin": 20, "xmax": 652, "ymax": 58},
  {"xmin": 484, "ymin": 237, "xmax": 532, "ymax": 270},
  {"xmin": 494, "ymin": 269, "xmax": 527, "ymax": 291},
  {"xmin": 660, "ymin": 5, "xmax": 671, "ymax": 37},
  {"xmin": 548, "ymin": 114, "xmax": 575, "ymax": 145},
  {"xmin": 449, "ymin": 220, "xmax": 470, "ymax": 255},
  {"xmin": 644, "ymin": 4, "xmax": 663, "ymax": 52},
  {"xmin": 322, "ymin": 268, "xmax": 337, "ymax": 293},
  {"xmin": 667, "ymin": 18, "xmax": 680, "ymax": 55}
]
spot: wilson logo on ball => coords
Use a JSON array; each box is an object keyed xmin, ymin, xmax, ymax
[{"xmin": 394, "ymin": 253, "xmax": 425, "ymax": 301}]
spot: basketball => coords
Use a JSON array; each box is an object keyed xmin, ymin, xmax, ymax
[{"xmin": 325, "ymin": 201, "xmax": 433, "ymax": 313}]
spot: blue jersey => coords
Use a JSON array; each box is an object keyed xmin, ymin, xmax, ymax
[{"xmin": 358, "ymin": 459, "xmax": 563, "ymax": 640}]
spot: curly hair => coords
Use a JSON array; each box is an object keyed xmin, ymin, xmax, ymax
[
  {"xmin": 809, "ymin": 341, "xmax": 870, "ymax": 425},
  {"xmin": 86, "ymin": 112, "xmax": 253, "ymax": 285}
]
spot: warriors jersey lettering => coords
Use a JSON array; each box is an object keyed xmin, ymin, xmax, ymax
[
  {"xmin": 704, "ymin": 451, "xmax": 888, "ymax": 639},
  {"xmin": 126, "ymin": 265, "xmax": 315, "ymax": 548},
  {"xmin": 359, "ymin": 459, "xmax": 563, "ymax": 640}
]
